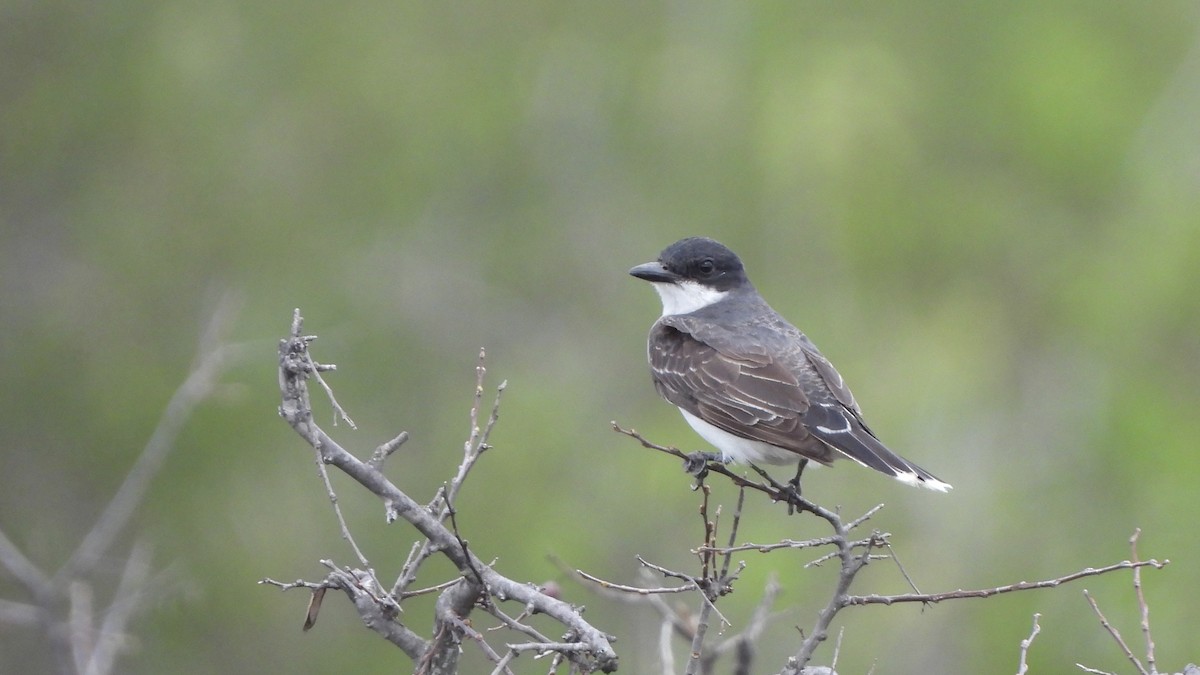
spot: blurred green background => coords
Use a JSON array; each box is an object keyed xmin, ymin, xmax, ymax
[{"xmin": 2, "ymin": 1, "xmax": 1198, "ymax": 673}]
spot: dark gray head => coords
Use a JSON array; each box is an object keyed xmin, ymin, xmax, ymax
[
  {"xmin": 630, "ymin": 237, "xmax": 751, "ymax": 316},
  {"xmin": 630, "ymin": 237, "xmax": 748, "ymax": 290}
]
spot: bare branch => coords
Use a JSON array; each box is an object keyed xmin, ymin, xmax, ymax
[
  {"xmin": 82, "ymin": 542, "xmax": 155, "ymax": 675},
  {"xmin": 684, "ymin": 487, "xmax": 720, "ymax": 675},
  {"xmin": 421, "ymin": 581, "xmax": 489, "ymax": 675},
  {"xmin": 842, "ymin": 559, "xmax": 1167, "ymax": 607},
  {"xmin": 0, "ymin": 599, "xmax": 41, "ymax": 626},
  {"xmin": 274, "ymin": 312, "xmax": 618, "ymax": 673},
  {"xmin": 0, "ymin": 298, "xmax": 240, "ymax": 675},
  {"xmin": 0, "ymin": 528, "xmax": 52, "ymax": 598},
  {"xmin": 263, "ymin": 565, "xmax": 429, "ymax": 661},
  {"xmin": 705, "ymin": 574, "xmax": 782, "ymax": 674},
  {"xmin": 61, "ymin": 294, "xmax": 243, "ymax": 580},
  {"xmin": 784, "ymin": 530, "xmax": 883, "ymax": 672}
]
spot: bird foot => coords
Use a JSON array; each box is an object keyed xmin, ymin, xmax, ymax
[{"xmin": 682, "ymin": 451, "xmax": 724, "ymax": 476}]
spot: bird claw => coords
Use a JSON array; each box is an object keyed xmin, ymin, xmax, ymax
[{"xmin": 682, "ymin": 451, "xmax": 723, "ymax": 476}]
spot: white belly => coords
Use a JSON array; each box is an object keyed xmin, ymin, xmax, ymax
[{"xmin": 680, "ymin": 409, "xmax": 800, "ymax": 465}]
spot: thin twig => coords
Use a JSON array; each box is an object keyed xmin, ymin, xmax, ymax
[
  {"xmin": 1016, "ymin": 613, "xmax": 1041, "ymax": 675},
  {"xmin": 805, "ymin": 550, "xmax": 888, "ymax": 569},
  {"xmin": 1129, "ymin": 529, "xmax": 1156, "ymax": 674},
  {"xmin": 440, "ymin": 351, "xmax": 506, "ymax": 515},
  {"xmin": 1083, "ymin": 589, "xmax": 1148, "ymax": 675},
  {"xmin": 312, "ymin": 366, "xmax": 355, "ymax": 428},
  {"xmin": 830, "ymin": 625, "xmax": 845, "ymax": 671},
  {"xmin": 845, "ymin": 503, "xmax": 886, "ymax": 531},
  {"xmin": 482, "ymin": 604, "xmax": 555, "ymax": 644},
  {"xmin": 574, "ymin": 569, "xmax": 697, "ymax": 595},
  {"xmin": 703, "ymin": 534, "xmax": 883, "ymax": 556},
  {"xmin": 446, "ymin": 503, "xmax": 486, "ymax": 588},
  {"xmin": 883, "ymin": 540, "xmax": 921, "ymax": 595},
  {"xmin": 400, "ymin": 577, "xmax": 464, "ymax": 600},
  {"xmin": 1076, "ymin": 665, "xmax": 1117, "ymax": 675},
  {"xmin": 843, "ymin": 559, "xmax": 1167, "ymax": 606},
  {"xmin": 638, "ymin": 555, "xmax": 701, "ymax": 585},
  {"xmin": 313, "ymin": 448, "xmax": 382, "ymax": 583},
  {"xmin": 720, "ymin": 488, "xmax": 745, "ymax": 580}
]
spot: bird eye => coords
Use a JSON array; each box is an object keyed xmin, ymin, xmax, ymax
[{"xmin": 697, "ymin": 258, "xmax": 715, "ymax": 275}]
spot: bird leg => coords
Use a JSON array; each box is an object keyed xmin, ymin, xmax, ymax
[
  {"xmin": 789, "ymin": 459, "xmax": 809, "ymax": 491},
  {"xmin": 784, "ymin": 459, "xmax": 809, "ymax": 514}
]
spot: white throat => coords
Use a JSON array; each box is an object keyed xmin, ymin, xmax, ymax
[{"xmin": 652, "ymin": 280, "xmax": 729, "ymax": 316}]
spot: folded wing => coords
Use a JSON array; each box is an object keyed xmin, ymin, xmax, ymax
[{"xmin": 650, "ymin": 315, "xmax": 951, "ymax": 490}]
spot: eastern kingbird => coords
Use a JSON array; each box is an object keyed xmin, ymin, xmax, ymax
[{"xmin": 630, "ymin": 237, "xmax": 951, "ymax": 492}]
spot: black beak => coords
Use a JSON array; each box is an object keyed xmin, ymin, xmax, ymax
[{"xmin": 629, "ymin": 261, "xmax": 679, "ymax": 283}]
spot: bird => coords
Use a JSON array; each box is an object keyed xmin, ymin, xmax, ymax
[{"xmin": 629, "ymin": 236, "xmax": 951, "ymax": 492}]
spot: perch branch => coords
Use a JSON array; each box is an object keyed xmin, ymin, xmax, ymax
[{"xmin": 614, "ymin": 423, "xmax": 1171, "ymax": 674}]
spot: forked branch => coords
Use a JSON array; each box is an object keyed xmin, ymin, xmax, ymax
[{"xmin": 267, "ymin": 310, "xmax": 618, "ymax": 674}]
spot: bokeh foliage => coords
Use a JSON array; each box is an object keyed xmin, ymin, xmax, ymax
[{"xmin": 2, "ymin": 1, "xmax": 1198, "ymax": 673}]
